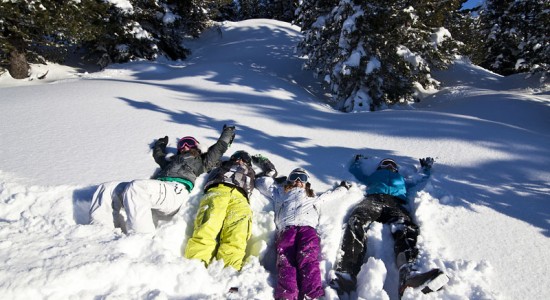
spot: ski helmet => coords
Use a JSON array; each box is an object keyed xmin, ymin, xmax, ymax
[
  {"xmin": 378, "ymin": 158, "xmax": 398, "ymax": 172},
  {"xmin": 288, "ymin": 168, "xmax": 310, "ymax": 183},
  {"xmin": 177, "ymin": 136, "xmax": 199, "ymax": 152},
  {"xmin": 230, "ymin": 150, "xmax": 252, "ymax": 165}
]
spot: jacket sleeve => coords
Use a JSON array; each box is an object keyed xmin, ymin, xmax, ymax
[
  {"xmin": 152, "ymin": 142, "xmax": 169, "ymax": 169},
  {"xmin": 255, "ymin": 176, "xmax": 277, "ymax": 199},
  {"xmin": 317, "ymin": 186, "xmax": 349, "ymax": 204},
  {"xmin": 349, "ymin": 159, "xmax": 369, "ymax": 184},
  {"xmin": 405, "ymin": 166, "xmax": 431, "ymax": 189},
  {"xmin": 202, "ymin": 127, "xmax": 235, "ymax": 171}
]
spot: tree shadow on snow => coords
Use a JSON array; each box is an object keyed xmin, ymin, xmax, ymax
[
  {"xmin": 101, "ymin": 26, "xmax": 550, "ymax": 239},
  {"xmin": 114, "ymin": 83, "xmax": 550, "ymax": 238}
]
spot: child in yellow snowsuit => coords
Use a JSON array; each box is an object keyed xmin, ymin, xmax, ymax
[{"xmin": 185, "ymin": 151, "xmax": 277, "ymax": 270}]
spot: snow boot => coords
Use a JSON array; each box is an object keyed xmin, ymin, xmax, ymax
[
  {"xmin": 399, "ymin": 266, "xmax": 449, "ymax": 296},
  {"xmin": 329, "ymin": 271, "xmax": 357, "ymax": 295}
]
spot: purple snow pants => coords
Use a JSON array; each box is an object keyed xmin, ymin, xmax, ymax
[{"xmin": 275, "ymin": 225, "xmax": 324, "ymax": 300}]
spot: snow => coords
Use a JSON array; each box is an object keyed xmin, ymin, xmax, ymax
[
  {"xmin": 396, "ymin": 45, "xmax": 426, "ymax": 68},
  {"xmin": 1, "ymin": 19, "xmax": 549, "ymax": 300},
  {"xmin": 366, "ymin": 57, "xmax": 381, "ymax": 74},
  {"xmin": 104, "ymin": 0, "xmax": 133, "ymax": 13}
]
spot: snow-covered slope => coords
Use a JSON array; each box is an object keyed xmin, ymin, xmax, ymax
[{"xmin": 1, "ymin": 19, "xmax": 549, "ymax": 300}]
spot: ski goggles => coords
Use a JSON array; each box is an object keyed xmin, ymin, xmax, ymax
[
  {"xmin": 177, "ymin": 136, "xmax": 199, "ymax": 150},
  {"xmin": 231, "ymin": 151, "xmax": 252, "ymax": 164},
  {"xmin": 288, "ymin": 172, "xmax": 309, "ymax": 183},
  {"xmin": 379, "ymin": 159, "xmax": 398, "ymax": 171}
]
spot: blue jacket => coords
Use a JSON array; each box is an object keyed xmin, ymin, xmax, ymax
[
  {"xmin": 364, "ymin": 169, "xmax": 407, "ymax": 201},
  {"xmin": 350, "ymin": 159, "xmax": 430, "ymax": 204}
]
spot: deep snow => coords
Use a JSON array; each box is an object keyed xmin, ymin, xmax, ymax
[{"xmin": 0, "ymin": 19, "xmax": 549, "ymax": 300}]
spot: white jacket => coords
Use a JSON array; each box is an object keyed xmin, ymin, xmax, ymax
[{"xmin": 256, "ymin": 177, "xmax": 348, "ymax": 230}]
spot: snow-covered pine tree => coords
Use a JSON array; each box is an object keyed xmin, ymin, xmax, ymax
[
  {"xmin": 446, "ymin": 6, "xmax": 484, "ymax": 65},
  {"xmin": 0, "ymin": 0, "xmax": 110, "ymax": 78},
  {"xmin": 297, "ymin": 0, "xmax": 463, "ymax": 111},
  {"xmin": 268, "ymin": 0, "xmax": 298, "ymax": 22},
  {"xmin": 85, "ymin": 0, "xmax": 210, "ymax": 67},
  {"xmin": 295, "ymin": 0, "xmax": 342, "ymax": 105},
  {"xmin": 479, "ymin": 0, "xmax": 549, "ymax": 75},
  {"xmin": 207, "ymin": 0, "xmax": 239, "ymax": 21},
  {"xmin": 173, "ymin": 0, "xmax": 211, "ymax": 38},
  {"xmin": 238, "ymin": 0, "xmax": 265, "ymax": 19}
]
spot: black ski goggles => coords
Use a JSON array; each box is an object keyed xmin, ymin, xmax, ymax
[
  {"xmin": 231, "ymin": 151, "xmax": 252, "ymax": 164},
  {"xmin": 288, "ymin": 172, "xmax": 309, "ymax": 183}
]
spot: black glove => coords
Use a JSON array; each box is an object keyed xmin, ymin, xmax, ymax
[
  {"xmin": 419, "ymin": 157, "xmax": 435, "ymax": 170},
  {"xmin": 354, "ymin": 154, "xmax": 365, "ymax": 161},
  {"xmin": 223, "ymin": 124, "xmax": 236, "ymax": 131},
  {"xmin": 223, "ymin": 124, "xmax": 236, "ymax": 146},
  {"xmin": 155, "ymin": 136, "xmax": 168, "ymax": 150},
  {"xmin": 339, "ymin": 180, "xmax": 352, "ymax": 190},
  {"xmin": 274, "ymin": 176, "xmax": 287, "ymax": 184}
]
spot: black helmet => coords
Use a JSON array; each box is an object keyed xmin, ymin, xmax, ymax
[{"xmin": 230, "ymin": 150, "xmax": 252, "ymax": 165}]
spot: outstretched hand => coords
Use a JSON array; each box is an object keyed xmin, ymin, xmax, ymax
[
  {"xmin": 155, "ymin": 136, "xmax": 169, "ymax": 150},
  {"xmin": 339, "ymin": 180, "xmax": 352, "ymax": 190},
  {"xmin": 223, "ymin": 124, "xmax": 236, "ymax": 146},
  {"xmin": 419, "ymin": 157, "xmax": 435, "ymax": 169},
  {"xmin": 223, "ymin": 124, "xmax": 236, "ymax": 131}
]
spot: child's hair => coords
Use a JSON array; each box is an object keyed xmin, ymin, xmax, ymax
[
  {"xmin": 185, "ymin": 148, "xmax": 202, "ymax": 157},
  {"xmin": 284, "ymin": 181, "xmax": 315, "ymax": 197}
]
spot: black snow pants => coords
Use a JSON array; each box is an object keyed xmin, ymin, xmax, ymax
[{"xmin": 336, "ymin": 194, "xmax": 419, "ymax": 277}]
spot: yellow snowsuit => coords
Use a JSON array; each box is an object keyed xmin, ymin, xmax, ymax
[{"xmin": 184, "ymin": 184, "xmax": 252, "ymax": 270}]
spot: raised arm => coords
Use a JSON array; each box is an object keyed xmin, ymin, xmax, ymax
[
  {"xmin": 349, "ymin": 155, "xmax": 370, "ymax": 183},
  {"xmin": 405, "ymin": 157, "xmax": 434, "ymax": 188},
  {"xmin": 202, "ymin": 125, "xmax": 236, "ymax": 171},
  {"xmin": 317, "ymin": 181, "xmax": 352, "ymax": 203},
  {"xmin": 152, "ymin": 136, "xmax": 169, "ymax": 168}
]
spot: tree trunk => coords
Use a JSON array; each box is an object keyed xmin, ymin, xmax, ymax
[{"xmin": 9, "ymin": 50, "xmax": 29, "ymax": 79}]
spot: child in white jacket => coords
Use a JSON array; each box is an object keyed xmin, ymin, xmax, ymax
[{"xmin": 256, "ymin": 168, "xmax": 350, "ymax": 300}]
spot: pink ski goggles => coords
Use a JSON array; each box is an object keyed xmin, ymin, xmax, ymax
[{"xmin": 177, "ymin": 136, "xmax": 199, "ymax": 151}]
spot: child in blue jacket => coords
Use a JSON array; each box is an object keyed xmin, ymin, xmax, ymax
[{"xmin": 331, "ymin": 156, "xmax": 448, "ymax": 297}]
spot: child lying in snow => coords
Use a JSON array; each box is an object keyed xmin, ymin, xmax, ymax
[{"xmin": 256, "ymin": 167, "xmax": 350, "ymax": 300}]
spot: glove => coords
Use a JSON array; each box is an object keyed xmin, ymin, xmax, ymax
[
  {"xmin": 419, "ymin": 157, "xmax": 435, "ymax": 170},
  {"xmin": 223, "ymin": 124, "xmax": 236, "ymax": 146},
  {"xmin": 339, "ymin": 180, "xmax": 352, "ymax": 190},
  {"xmin": 155, "ymin": 136, "xmax": 168, "ymax": 150},
  {"xmin": 252, "ymin": 154, "xmax": 268, "ymax": 164},
  {"xmin": 274, "ymin": 176, "xmax": 287, "ymax": 184},
  {"xmin": 354, "ymin": 154, "xmax": 365, "ymax": 161},
  {"xmin": 223, "ymin": 124, "xmax": 236, "ymax": 131}
]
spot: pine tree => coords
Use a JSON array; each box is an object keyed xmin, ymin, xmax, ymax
[
  {"xmin": 479, "ymin": 0, "xmax": 549, "ymax": 75},
  {"xmin": 0, "ymin": 0, "xmax": 110, "ymax": 78},
  {"xmin": 268, "ymin": 0, "xmax": 298, "ymax": 22},
  {"xmin": 206, "ymin": 0, "xmax": 239, "ymax": 21},
  {"xmin": 446, "ymin": 6, "xmax": 484, "ymax": 65},
  {"xmin": 297, "ymin": 0, "xmax": 464, "ymax": 111},
  {"xmin": 79, "ymin": 0, "xmax": 211, "ymax": 67}
]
